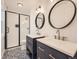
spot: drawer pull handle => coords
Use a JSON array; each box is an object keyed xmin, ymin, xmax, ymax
[
  {"xmin": 49, "ymin": 54, "xmax": 55, "ymax": 59},
  {"xmin": 38, "ymin": 47, "xmax": 44, "ymax": 52}
]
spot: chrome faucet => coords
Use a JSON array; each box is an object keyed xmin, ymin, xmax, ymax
[
  {"xmin": 56, "ymin": 29, "xmax": 60, "ymax": 40},
  {"xmin": 54, "ymin": 29, "xmax": 67, "ymax": 41}
]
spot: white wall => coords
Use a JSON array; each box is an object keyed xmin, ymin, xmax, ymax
[
  {"xmin": 1, "ymin": 0, "xmax": 7, "ymax": 57},
  {"xmin": 30, "ymin": 0, "xmax": 77, "ymax": 43}
]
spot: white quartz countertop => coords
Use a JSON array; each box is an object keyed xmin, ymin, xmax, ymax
[
  {"xmin": 26, "ymin": 34, "xmax": 45, "ymax": 38},
  {"xmin": 37, "ymin": 37, "xmax": 77, "ymax": 57}
]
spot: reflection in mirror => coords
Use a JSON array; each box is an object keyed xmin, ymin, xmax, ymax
[
  {"xmin": 35, "ymin": 13, "xmax": 45, "ymax": 29},
  {"xmin": 49, "ymin": 0, "xmax": 76, "ymax": 29},
  {"xmin": 36, "ymin": 29, "xmax": 41, "ymax": 35}
]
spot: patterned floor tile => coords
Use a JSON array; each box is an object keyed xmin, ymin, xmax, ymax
[{"xmin": 2, "ymin": 46, "xmax": 30, "ymax": 59}]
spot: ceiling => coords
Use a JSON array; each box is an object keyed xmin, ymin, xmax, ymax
[
  {"xmin": 5, "ymin": 0, "xmax": 50, "ymax": 15},
  {"xmin": 4, "ymin": 0, "xmax": 76, "ymax": 15}
]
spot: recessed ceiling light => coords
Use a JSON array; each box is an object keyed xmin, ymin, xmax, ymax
[{"xmin": 17, "ymin": 3, "xmax": 23, "ymax": 7}]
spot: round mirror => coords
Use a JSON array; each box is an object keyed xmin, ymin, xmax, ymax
[
  {"xmin": 35, "ymin": 13, "xmax": 45, "ymax": 29},
  {"xmin": 49, "ymin": 0, "xmax": 76, "ymax": 29}
]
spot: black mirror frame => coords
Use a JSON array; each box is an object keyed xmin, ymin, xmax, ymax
[
  {"xmin": 35, "ymin": 13, "xmax": 45, "ymax": 29},
  {"xmin": 48, "ymin": 0, "xmax": 76, "ymax": 29}
]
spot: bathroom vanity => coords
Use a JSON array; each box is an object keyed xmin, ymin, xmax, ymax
[
  {"xmin": 37, "ymin": 38, "xmax": 77, "ymax": 59},
  {"xmin": 26, "ymin": 35, "xmax": 45, "ymax": 59}
]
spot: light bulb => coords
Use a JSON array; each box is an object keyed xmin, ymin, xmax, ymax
[
  {"xmin": 50, "ymin": 0, "xmax": 53, "ymax": 2},
  {"xmin": 17, "ymin": 3, "xmax": 23, "ymax": 7}
]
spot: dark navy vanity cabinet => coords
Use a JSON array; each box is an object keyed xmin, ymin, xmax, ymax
[
  {"xmin": 26, "ymin": 35, "xmax": 45, "ymax": 59},
  {"xmin": 26, "ymin": 35, "xmax": 76, "ymax": 59},
  {"xmin": 37, "ymin": 41, "xmax": 77, "ymax": 59}
]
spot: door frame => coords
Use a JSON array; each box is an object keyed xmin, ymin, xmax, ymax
[{"xmin": 5, "ymin": 11, "xmax": 30, "ymax": 49}]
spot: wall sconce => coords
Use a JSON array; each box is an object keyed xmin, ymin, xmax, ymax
[
  {"xmin": 36, "ymin": 5, "xmax": 41, "ymax": 13},
  {"xmin": 36, "ymin": 5, "xmax": 44, "ymax": 13}
]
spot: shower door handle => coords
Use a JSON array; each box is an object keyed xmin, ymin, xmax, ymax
[{"xmin": 15, "ymin": 24, "xmax": 20, "ymax": 28}]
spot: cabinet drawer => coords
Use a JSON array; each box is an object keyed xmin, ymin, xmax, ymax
[
  {"xmin": 37, "ymin": 41, "xmax": 49, "ymax": 53},
  {"xmin": 47, "ymin": 47, "xmax": 67, "ymax": 59},
  {"xmin": 37, "ymin": 47, "xmax": 49, "ymax": 59}
]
